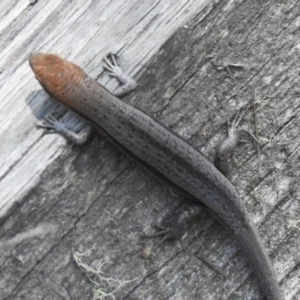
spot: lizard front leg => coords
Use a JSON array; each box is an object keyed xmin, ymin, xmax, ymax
[{"xmin": 36, "ymin": 53, "xmax": 137, "ymax": 144}]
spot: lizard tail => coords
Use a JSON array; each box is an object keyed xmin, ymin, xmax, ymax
[{"xmin": 235, "ymin": 221, "xmax": 283, "ymax": 300}]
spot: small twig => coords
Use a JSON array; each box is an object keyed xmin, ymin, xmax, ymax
[
  {"xmin": 253, "ymin": 91, "xmax": 261, "ymax": 172},
  {"xmin": 288, "ymin": 219, "xmax": 300, "ymax": 231},
  {"xmin": 194, "ymin": 233, "xmax": 227, "ymax": 279},
  {"xmin": 196, "ymin": 253, "xmax": 227, "ymax": 280}
]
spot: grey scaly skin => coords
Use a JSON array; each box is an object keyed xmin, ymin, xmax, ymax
[{"xmin": 29, "ymin": 52, "xmax": 283, "ymax": 300}]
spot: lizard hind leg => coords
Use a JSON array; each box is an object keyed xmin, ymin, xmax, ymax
[
  {"xmin": 214, "ymin": 106, "xmax": 259, "ymax": 177},
  {"xmin": 142, "ymin": 203, "xmax": 204, "ymax": 251}
]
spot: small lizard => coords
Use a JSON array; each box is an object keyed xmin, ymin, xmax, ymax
[{"xmin": 29, "ymin": 52, "xmax": 283, "ymax": 300}]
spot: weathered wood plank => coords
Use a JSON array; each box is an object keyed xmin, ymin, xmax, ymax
[
  {"xmin": 0, "ymin": 0, "xmax": 209, "ymax": 217},
  {"xmin": 1, "ymin": 1, "xmax": 299, "ymax": 300}
]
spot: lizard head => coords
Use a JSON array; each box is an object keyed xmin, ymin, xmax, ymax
[{"xmin": 29, "ymin": 53, "xmax": 85, "ymax": 104}]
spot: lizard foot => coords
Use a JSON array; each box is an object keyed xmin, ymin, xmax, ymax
[
  {"xmin": 103, "ymin": 53, "xmax": 137, "ymax": 96},
  {"xmin": 35, "ymin": 115, "xmax": 66, "ymax": 132},
  {"xmin": 215, "ymin": 106, "xmax": 260, "ymax": 177},
  {"xmin": 36, "ymin": 115, "xmax": 93, "ymax": 145},
  {"xmin": 141, "ymin": 203, "xmax": 204, "ymax": 251}
]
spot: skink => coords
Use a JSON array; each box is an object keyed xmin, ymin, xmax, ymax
[{"xmin": 29, "ymin": 52, "xmax": 283, "ymax": 300}]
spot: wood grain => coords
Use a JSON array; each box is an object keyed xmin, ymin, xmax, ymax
[{"xmin": 0, "ymin": 1, "xmax": 299, "ymax": 299}]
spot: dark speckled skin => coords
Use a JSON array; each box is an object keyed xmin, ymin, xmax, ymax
[{"xmin": 29, "ymin": 53, "xmax": 283, "ymax": 300}]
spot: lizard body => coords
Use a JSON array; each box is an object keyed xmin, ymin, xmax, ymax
[{"xmin": 29, "ymin": 53, "xmax": 283, "ymax": 300}]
